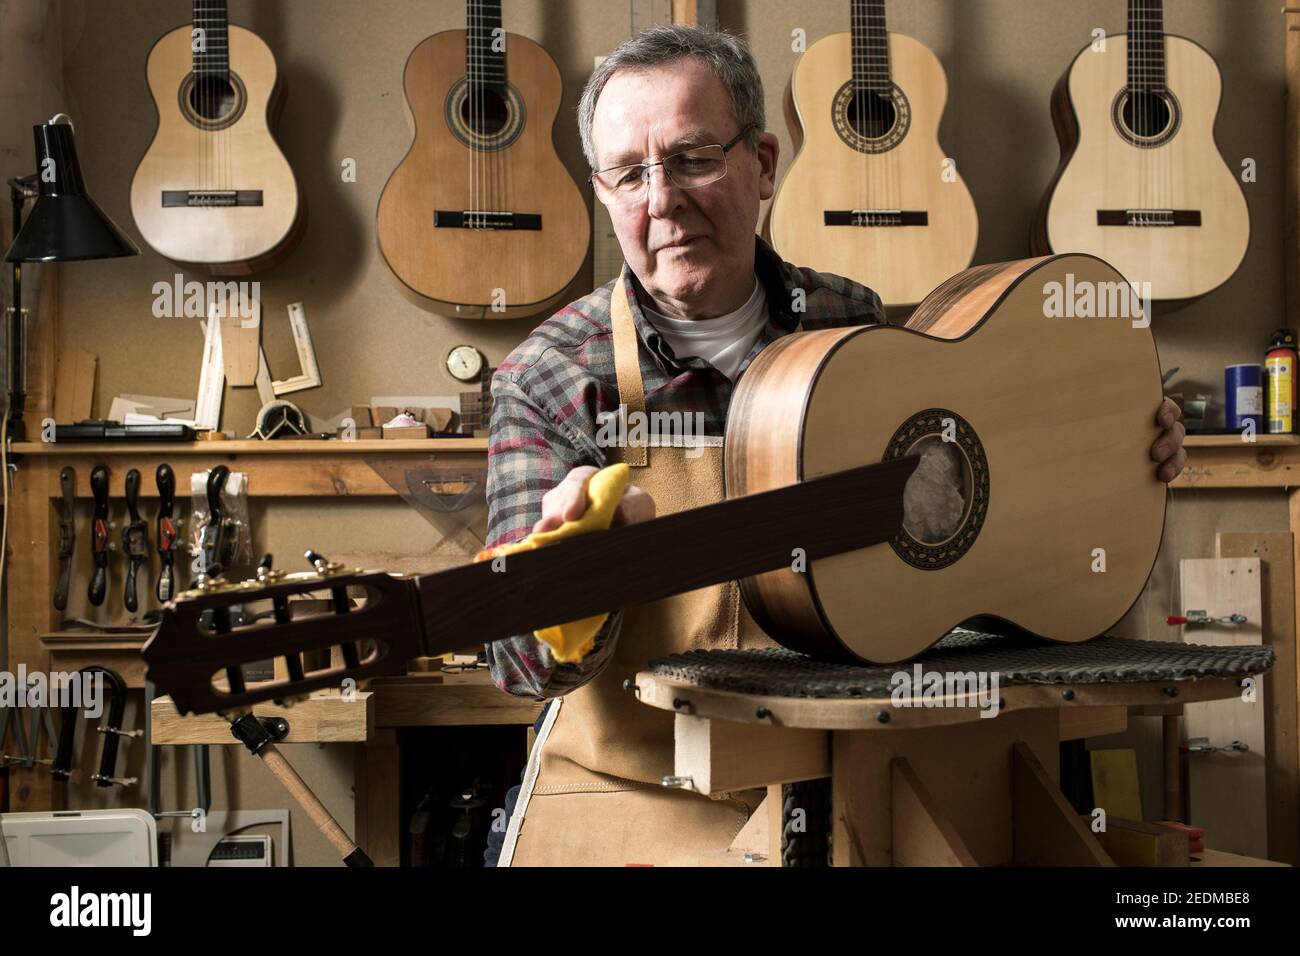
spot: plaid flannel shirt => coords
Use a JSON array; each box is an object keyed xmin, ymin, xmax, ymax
[{"xmin": 485, "ymin": 236, "xmax": 886, "ymax": 699}]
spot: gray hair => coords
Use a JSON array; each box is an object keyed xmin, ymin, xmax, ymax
[{"xmin": 577, "ymin": 25, "xmax": 765, "ymax": 171}]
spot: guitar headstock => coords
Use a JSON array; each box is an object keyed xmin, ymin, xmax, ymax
[{"xmin": 142, "ymin": 552, "xmax": 426, "ymax": 716}]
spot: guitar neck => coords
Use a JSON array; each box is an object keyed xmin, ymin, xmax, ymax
[
  {"xmin": 851, "ymin": 0, "xmax": 890, "ymax": 93},
  {"xmin": 1128, "ymin": 0, "xmax": 1166, "ymax": 92},
  {"xmin": 411, "ymin": 457, "xmax": 917, "ymax": 657},
  {"xmin": 143, "ymin": 457, "xmax": 916, "ymax": 715},
  {"xmin": 466, "ymin": 0, "xmax": 506, "ymax": 94},
  {"xmin": 192, "ymin": 0, "xmax": 230, "ymax": 79}
]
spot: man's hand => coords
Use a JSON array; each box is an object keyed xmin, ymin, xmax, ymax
[
  {"xmin": 1151, "ymin": 397, "xmax": 1187, "ymax": 483},
  {"xmin": 533, "ymin": 465, "xmax": 656, "ymax": 533}
]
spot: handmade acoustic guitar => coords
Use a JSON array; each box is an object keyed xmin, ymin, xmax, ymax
[
  {"xmin": 768, "ymin": 0, "xmax": 979, "ymax": 309},
  {"xmin": 143, "ymin": 253, "xmax": 1166, "ymax": 716},
  {"xmin": 1033, "ymin": 0, "xmax": 1248, "ymax": 301},
  {"xmin": 376, "ymin": 0, "xmax": 590, "ymax": 318},
  {"xmin": 130, "ymin": 0, "xmax": 305, "ymax": 275}
]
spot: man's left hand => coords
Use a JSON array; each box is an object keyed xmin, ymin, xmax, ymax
[{"xmin": 1151, "ymin": 397, "xmax": 1186, "ymax": 483}]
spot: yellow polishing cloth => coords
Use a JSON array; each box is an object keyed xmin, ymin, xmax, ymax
[{"xmin": 475, "ymin": 463, "xmax": 630, "ymax": 662}]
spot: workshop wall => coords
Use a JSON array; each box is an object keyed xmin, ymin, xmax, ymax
[{"xmin": 46, "ymin": 0, "xmax": 1290, "ymax": 858}]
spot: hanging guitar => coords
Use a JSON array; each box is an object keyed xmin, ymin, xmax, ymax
[
  {"xmin": 144, "ymin": 253, "xmax": 1166, "ymax": 716},
  {"xmin": 130, "ymin": 0, "xmax": 305, "ymax": 275},
  {"xmin": 1032, "ymin": 0, "xmax": 1248, "ymax": 301},
  {"xmin": 768, "ymin": 0, "xmax": 979, "ymax": 310},
  {"xmin": 376, "ymin": 0, "xmax": 590, "ymax": 318}
]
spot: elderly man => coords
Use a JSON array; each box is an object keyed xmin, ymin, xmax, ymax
[{"xmin": 484, "ymin": 26, "xmax": 1186, "ymax": 867}]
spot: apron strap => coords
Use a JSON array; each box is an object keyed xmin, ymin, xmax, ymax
[{"xmin": 610, "ymin": 273, "xmax": 649, "ymax": 467}]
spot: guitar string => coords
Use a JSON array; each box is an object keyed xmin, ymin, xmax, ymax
[
  {"xmin": 883, "ymin": 0, "xmax": 896, "ymax": 219},
  {"xmin": 493, "ymin": 2, "xmax": 501, "ymax": 232},
  {"xmin": 469, "ymin": 0, "xmax": 477, "ymax": 234},
  {"xmin": 220, "ymin": 0, "xmax": 228, "ymax": 196},
  {"xmin": 200, "ymin": 0, "xmax": 207, "ymax": 196},
  {"xmin": 193, "ymin": 0, "xmax": 199, "ymax": 201},
  {"xmin": 500, "ymin": 5, "xmax": 508, "ymax": 246},
  {"xmin": 1135, "ymin": 2, "xmax": 1144, "ymax": 225},
  {"xmin": 468, "ymin": 1, "xmax": 474, "ymax": 231}
]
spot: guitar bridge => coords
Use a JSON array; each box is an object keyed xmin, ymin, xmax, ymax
[
  {"xmin": 433, "ymin": 210, "xmax": 542, "ymax": 230},
  {"xmin": 825, "ymin": 210, "xmax": 929, "ymax": 227},
  {"xmin": 162, "ymin": 190, "xmax": 264, "ymax": 208},
  {"xmin": 1097, "ymin": 209, "xmax": 1201, "ymax": 227}
]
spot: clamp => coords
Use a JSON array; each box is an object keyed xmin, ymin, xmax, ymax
[
  {"xmin": 122, "ymin": 468, "xmax": 150, "ymax": 613},
  {"xmin": 0, "ymin": 680, "xmax": 60, "ymax": 771}
]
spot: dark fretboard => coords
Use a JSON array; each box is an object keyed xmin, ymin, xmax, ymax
[
  {"xmin": 466, "ymin": 0, "xmax": 506, "ymax": 95},
  {"xmin": 192, "ymin": 0, "xmax": 230, "ymax": 78},
  {"xmin": 1127, "ymin": 0, "xmax": 1166, "ymax": 92},
  {"xmin": 851, "ymin": 0, "xmax": 890, "ymax": 93}
]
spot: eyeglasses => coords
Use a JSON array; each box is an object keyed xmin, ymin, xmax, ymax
[{"xmin": 589, "ymin": 125, "xmax": 754, "ymax": 206}]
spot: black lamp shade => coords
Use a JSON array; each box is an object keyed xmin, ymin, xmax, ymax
[{"xmin": 4, "ymin": 120, "xmax": 138, "ymax": 263}]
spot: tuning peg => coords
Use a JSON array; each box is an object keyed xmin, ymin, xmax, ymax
[
  {"xmin": 306, "ymin": 550, "xmax": 361, "ymax": 667},
  {"xmin": 304, "ymin": 549, "xmax": 345, "ymax": 576},
  {"xmin": 195, "ymin": 564, "xmax": 227, "ymax": 590},
  {"xmin": 255, "ymin": 553, "xmax": 285, "ymax": 584}
]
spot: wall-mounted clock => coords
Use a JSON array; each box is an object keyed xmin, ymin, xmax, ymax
[{"xmin": 446, "ymin": 345, "xmax": 485, "ymax": 383}]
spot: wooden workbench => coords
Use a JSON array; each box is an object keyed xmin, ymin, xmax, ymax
[
  {"xmin": 146, "ymin": 669, "xmax": 543, "ymax": 867},
  {"xmin": 634, "ymin": 666, "xmax": 1262, "ymax": 866}
]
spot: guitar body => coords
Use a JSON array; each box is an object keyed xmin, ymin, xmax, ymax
[
  {"xmin": 376, "ymin": 30, "xmax": 590, "ymax": 319},
  {"xmin": 770, "ymin": 31, "xmax": 978, "ymax": 309},
  {"xmin": 130, "ymin": 24, "xmax": 304, "ymax": 276},
  {"xmin": 728, "ymin": 253, "xmax": 1167, "ymax": 664},
  {"xmin": 1034, "ymin": 35, "xmax": 1248, "ymax": 301}
]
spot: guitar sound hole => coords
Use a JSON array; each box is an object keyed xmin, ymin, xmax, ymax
[
  {"xmin": 1122, "ymin": 90, "xmax": 1172, "ymax": 139},
  {"xmin": 461, "ymin": 87, "xmax": 510, "ymax": 137},
  {"xmin": 847, "ymin": 90, "xmax": 897, "ymax": 140},
  {"xmin": 901, "ymin": 437, "xmax": 970, "ymax": 545},
  {"xmin": 189, "ymin": 75, "xmax": 238, "ymax": 121},
  {"xmin": 1112, "ymin": 87, "xmax": 1181, "ymax": 147}
]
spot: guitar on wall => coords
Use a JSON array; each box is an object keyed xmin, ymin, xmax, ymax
[
  {"xmin": 130, "ymin": 0, "xmax": 305, "ymax": 276},
  {"xmin": 1033, "ymin": 0, "xmax": 1248, "ymax": 301},
  {"xmin": 143, "ymin": 253, "xmax": 1166, "ymax": 716},
  {"xmin": 376, "ymin": 0, "xmax": 590, "ymax": 319},
  {"xmin": 768, "ymin": 0, "xmax": 979, "ymax": 310}
]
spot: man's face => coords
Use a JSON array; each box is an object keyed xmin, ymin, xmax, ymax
[{"xmin": 591, "ymin": 58, "xmax": 779, "ymax": 318}]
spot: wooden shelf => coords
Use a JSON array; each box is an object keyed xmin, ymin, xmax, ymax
[
  {"xmin": 1184, "ymin": 434, "xmax": 1299, "ymax": 447},
  {"xmin": 40, "ymin": 630, "xmax": 152, "ymax": 688},
  {"xmin": 11, "ymin": 438, "xmax": 488, "ymax": 456},
  {"xmin": 151, "ymin": 691, "xmax": 373, "ymax": 744},
  {"xmin": 368, "ymin": 669, "xmax": 545, "ymax": 727},
  {"xmin": 40, "ymin": 629, "xmax": 153, "ymax": 648}
]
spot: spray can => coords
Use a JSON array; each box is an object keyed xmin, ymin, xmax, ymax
[
  {"xmin": 1266, "ymin": 329, "xmax": 1299, "ymax": 435},
  {"xmin": 1225, "ymin": 364, "xmax": 1263, "ymax": 433}
]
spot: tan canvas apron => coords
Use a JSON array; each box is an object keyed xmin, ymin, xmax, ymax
[{"xmin": 500, "ymin": 274, "xmax": 778, "ymax": 866}]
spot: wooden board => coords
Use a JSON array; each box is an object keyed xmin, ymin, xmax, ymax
[
  {"xmin": 831, "ymin": 709, "xmax": 1061, "ymax": 866},
  {"xmin": 1178, "ymin": 557, "xmax": 1267, "ymax": 858},
  {"xmin": 1060, "ymin": 705, "xmax": 1127, "ymax": 741},
  {"xmin": 1090, "ymin": 747, "xmax": 1145, "ymax": 821},
  {"xmin": 673, "ymin": 713, "xmax": 829, "ymax": 795},
  {"xmin": 1087, "ymin": 815, "xmax": 1189, "ymax": 867},
  {"xmin": 1217, "ymin": 531, "xmax": 1298, "ymax": 865},
  {"xmin": 635, "ymin": 671, "xmax": 1249, "ymax": 732},
  {"xmin": 52, "ymin": 347, "xmax": 96, "ymax": 423},
  {"xmin": 150, "ymin": 691, "xmax": 372, "ymax": 745}
]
